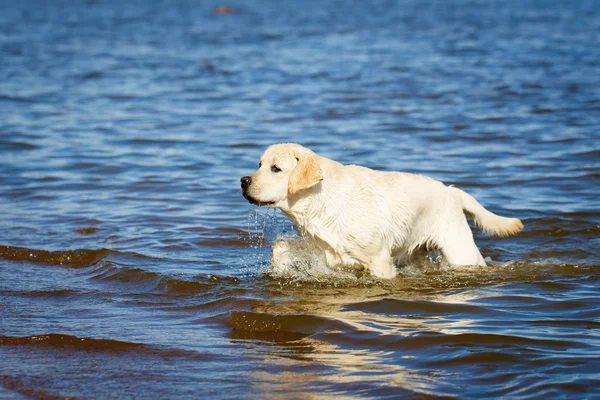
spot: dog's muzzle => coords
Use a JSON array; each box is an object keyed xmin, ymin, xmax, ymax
[
  {"xmin": 240, "ymin": 175, "xmax": 258, "ymax": 204},
  {"xmin": 240, "ymin": 176, "xmax": 274, "ymax": 206},
  {"xmin": 241, "ymin": 176, "xmax": 252, "ymax": 189}
]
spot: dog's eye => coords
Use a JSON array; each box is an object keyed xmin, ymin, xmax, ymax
[
  {"xmin": 258, "ymin": 162, "xmax": 262, "ymax": 168},
  {"xmin": 271, "ymin": 165, "xmax": 282, "ymax": 173}
]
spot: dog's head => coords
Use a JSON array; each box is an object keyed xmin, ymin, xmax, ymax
[{"xmin": 241, "ymin": 143, "xmax": 323, "ymax": 208}]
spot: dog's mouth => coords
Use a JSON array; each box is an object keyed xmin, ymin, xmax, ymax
[{"xmin": 242, "ymin": 190, "xmax": 276, "ymax": 207}]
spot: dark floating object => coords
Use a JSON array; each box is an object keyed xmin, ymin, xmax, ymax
[
  {"xmin": 213, "ymin": 6, "xmax": 235, "ymax": 15},
  {"xmin": 74, "ymin": 227, "xmax": 99, "ymax": 235}
]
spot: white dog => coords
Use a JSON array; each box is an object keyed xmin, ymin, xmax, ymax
[{"xmin": 241, "ymin": 143, "xmax": 523, "ymax": 279}]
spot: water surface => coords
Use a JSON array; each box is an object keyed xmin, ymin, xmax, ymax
[{"xmin": 1, "ymin": 0, "xmax": 599, "ymax": 398}]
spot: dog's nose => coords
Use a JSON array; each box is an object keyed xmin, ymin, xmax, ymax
[{"xmin": 241, "ymin": 176, "xmax": 252, "ymax": 188}]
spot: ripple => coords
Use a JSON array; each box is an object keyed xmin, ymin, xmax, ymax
[
  {"xmin": 0, "ymin": 245, "xmax": 113, "ymax": 268},
  {"xmin": 0, "ymin": 140, "xmax": 38, "ymax": 151},
  {"xmin": 227, "ymin": 311, "xmax": 355, "ymax": 337},
  {"xmin": 343, "ymin": 298, "xmax": 499, "ymax": 317},
  {"xmin": 1, "ymin": 0, "xmax": 600, "ymax": 398},
  {"xmin": 0, "ymin": 334, "xmax": 210, "ymax": 360},
  {"xmin": 0, "ymin": 289, "xmax": 89, "ymax": 299},
  {"xmin": 317, "ymin": 331, "xmax": 588, "ymax": 352}
]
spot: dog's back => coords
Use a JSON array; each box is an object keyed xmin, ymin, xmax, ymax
[{"xmin": 319, "ymin": 161, "xmax": 522, "ymax": 266}]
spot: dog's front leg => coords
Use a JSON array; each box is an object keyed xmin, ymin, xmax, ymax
[
  {"xmin": 271, "ymin": 239, "xmax": 294, "ymax": 274},
  {"xmin": 365, "ymin": 251, "xmax": 397, "ymax": 279}
]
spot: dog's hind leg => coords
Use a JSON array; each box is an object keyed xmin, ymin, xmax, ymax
[{"xmin": 439, "ymin": 219, "xmax": 486, "ymax": 267}]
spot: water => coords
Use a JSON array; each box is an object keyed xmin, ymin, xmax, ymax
[{"xmin": 1, "ymin": 0, "xmax": 599, "ymax": 398}]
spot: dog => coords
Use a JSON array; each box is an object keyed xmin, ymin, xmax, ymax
[{"xmin": 241, "ymin": 143, "xmax": 523, "ymax": 279}]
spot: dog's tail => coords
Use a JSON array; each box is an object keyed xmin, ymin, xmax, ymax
[{"xmin": 452, "ymin": 187, "xmax": 524, "ymax": 237}]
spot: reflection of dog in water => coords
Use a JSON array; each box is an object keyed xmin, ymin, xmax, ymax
[{"xmin": 241, "ymin": 143, "xmax": 523, "ymax": 279}]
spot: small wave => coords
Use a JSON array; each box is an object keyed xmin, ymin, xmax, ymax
[
  {"xmin": 0, "ymin": 334, "xmax": 146, "ymax": 351},
  {"xmin": 169, "ymin": 297, "xmax": 265, "ymax": 313},
  {"xmin": 196, "ymin": 227, "xmax": 273, "ymax": 248},
  {"xmin": 155, "ymin": 274, "xmax": 244, "ymax": 297},
  {"xmin": 87, "ymin": 262, "xmax": 168, "ymax": 292},
  {"xmin": 517, "ymin": 220, "xmax": 600, "ymax": 238},
  {"xmin": 79, "ymin": 71, "xmax": 104, "ymax": 81},
  {"xmin": 226, "ymin": 142, "xmax": 262, "ymax": 149},
  {"xmin": 196, "ymin": 236, "xmax": 254, "ymax": 248},
  {"xmin": 316, "ymin": 331, "xmax": 588, "ymax": 352},
  {"xmin": 86, "ymin": 261, "xmax": 242, "ymax": 297},
  {"xmin": 0, "ymin": 94, "xmax": 34, "ymax": 103},
  {"xmin": 432, "ymin": 350, "xmax": 523, "ymax": 367},
  {"xmin": 0, "ymin": 334, "xmax": 211, "ymax": 360},
  {"xmin": 0, "ymin": 245, "xmax": 113, "ymax": 268},
  {"xmin": 0, "ymin": 289, "xmax": 90, "ymax": 299},
  {"xmin": 0, "ymin": 245, "xmax": 245, "ymax": 297},
  {"xmin": 530, "ymin": 107, "xmax": 554, "ymax": 114},
  {"xmin": 227, "ymin": 310, "xmax": 355, "ymax": 342},
  {"xmin": 0, "ymin": 375, "xmax": 63, "ymax": 400},
  {"xmin": 528, "ymin": 319, "xmax": 600, "ymax": 329},
  {"xmin": 0, "ymin": 140, "xmax": 38, "ymax": 151},
  {"xmin": 422, "ymin": 350, "xmax": 529, "ymax": 374},
  {"xmin": 342, "ymin": 298, "xmax": 497, "ymax": 317},
  {"xmin": 0, "ymin": 245, "xmax": 167, "ymax": 269},
  {"xmin": 154, "ymin": 276, "xmax": 217, "ymax": 296}
]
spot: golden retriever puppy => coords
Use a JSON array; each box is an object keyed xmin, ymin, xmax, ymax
[{"xmin": 241, "ymin": 143, "xmax": 523, "ymax": 279}]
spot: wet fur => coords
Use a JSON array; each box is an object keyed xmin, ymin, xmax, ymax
[{"xmin": 242, "ymin": 143, "xmax": 523, "ymax": 279}]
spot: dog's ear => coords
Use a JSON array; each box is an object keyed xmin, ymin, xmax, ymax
[{"xmin": 288, "ymin": 153, "xmax": 323, "ymax": 195}]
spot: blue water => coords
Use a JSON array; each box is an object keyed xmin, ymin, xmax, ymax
[{"xmin": 1, "ymin": 0, "xmax": 599, "ymax": 398}]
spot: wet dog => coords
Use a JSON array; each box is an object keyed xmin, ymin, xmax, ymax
[{"xmin": 241, "ymin": 143, "xmax": 523, "ymax": 278}]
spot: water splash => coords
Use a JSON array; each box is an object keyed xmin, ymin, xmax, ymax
[
  {"xmin": 239, "ymin": 206, "xmax": 295, "ymax": 275},
  {"xmin": 240, "ymin": 207, "xmax": 359, "ymax": 282},
  {"xmin": 269, "ymin": 236, "xmax": 360, "ymax": 282},
  {"xmin": 240, "ymin": 207, "xmax": 455, "ymax": 283}
]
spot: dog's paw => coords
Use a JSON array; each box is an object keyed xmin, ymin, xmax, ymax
[{"xmin": 271, "ymin": 239, "xmax": 294, "ymax": 274}]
